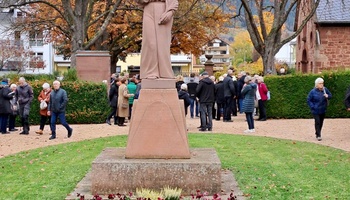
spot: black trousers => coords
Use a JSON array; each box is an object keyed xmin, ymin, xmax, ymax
[
  {"xmin": 107, "ymin": 106, "xmax": 118, "ymax": 124},
  {"xmin": 258, "ymin": 100, "xmax": 267, "ymax": 120},
  {"xmin": 313, "ymin": 113, "xmax": 325, "ymax": 137},
  {"xmin": 39, "ymin": 115, "xmax": 51, "ymax": 130},
  {"xmin": 224, "ymin": 96, "xmax": 233, "ymax": 121}
]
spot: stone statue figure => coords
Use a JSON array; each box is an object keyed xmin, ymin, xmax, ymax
[{"xmin": 136, "ymin": 0, "xmax": 178, "ymax": 79}]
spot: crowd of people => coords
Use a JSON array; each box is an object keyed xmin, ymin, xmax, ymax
[
  {"xmin": 1, "ymin": 72, "xmax": 350, "ymax": 142},
  {"xmin": 0, "ymin": 77, "xmax": 72, "ymax": 140},
  {"xmin": 106, "ymin": 73, "xmax": 140, "ymax": 126},
  {"xmin": 174, "ymin": 70, "xmax": 270, "ymax": 133}
]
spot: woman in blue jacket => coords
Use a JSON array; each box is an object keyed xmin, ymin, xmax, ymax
[{"xmin": 307, "ymin": 78, "xmax": 332, "ymax": 141}]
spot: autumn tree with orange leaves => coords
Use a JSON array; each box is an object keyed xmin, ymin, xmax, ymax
[{"xmin": 1, "ymin": 0, "xmax": 231, "ymax": 73}]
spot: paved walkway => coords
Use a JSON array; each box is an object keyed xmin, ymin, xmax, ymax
[{"xmin": 1, "ymin": 114, "xmax": 349, "ymax": 158}]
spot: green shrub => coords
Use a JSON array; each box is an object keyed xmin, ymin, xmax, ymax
[
  {"xmin": 29, "ymin": 81, "xmax": 109, "ymax": 125},
  {"xmin": 265, "ymin": 71, "xmax": 350, "ymax": 119}
]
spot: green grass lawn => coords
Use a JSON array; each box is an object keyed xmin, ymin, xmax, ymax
[{"xmin": 0, "ymin": 134, "xmax": 349, "ymax": 199}]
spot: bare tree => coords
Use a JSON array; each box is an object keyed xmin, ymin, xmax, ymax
[
  {"xmin": 232, "ymin": 0, "xmax": 322, "ymax": 74},
  {"xmin": 0, "ymin": 39, "xmax": 45, "ymax": 73}
]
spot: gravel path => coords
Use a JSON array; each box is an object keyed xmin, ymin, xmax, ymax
[{"xmin": 1, "ymin": 114, "xmax": 349, "ymax": 158}]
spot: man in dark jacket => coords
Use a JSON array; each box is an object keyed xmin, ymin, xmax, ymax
[
  {"xmin": 222, "ymin": 69, "xmax": 236, "ymax": 122},
  {"xmin": 196, "ymin": 72, "xmax": 215, "ymax": 131},
  {"xmin": 48, "ymin": 80, "xmax": 73, "ymax": 140},
  {"xmin": 214, "ymin": 76, "xmax": 225, "ymax": 121},
  {"xmin": 0, "ymin": 79, "xmax": 15, "ymax": 134},
  {"xmin": 187, "ymin": 73, "xmax": 199, "ymax": 118},
  {"xmin": 16, "ymin": 77, "xmax": 33, "ymax": 135},
  {"xmin": 106, "ymin": 78, "xmax": 120, "ymax": 125}
]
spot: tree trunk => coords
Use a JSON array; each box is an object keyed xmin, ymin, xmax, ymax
[{"xmin": 262, "ymin": 46, "xmax": 276, "ymax": 75}]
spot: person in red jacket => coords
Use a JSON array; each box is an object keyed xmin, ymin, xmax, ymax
[{"xmin": 257, "ymin": 76, "xmax": 269, "ymax": 121}]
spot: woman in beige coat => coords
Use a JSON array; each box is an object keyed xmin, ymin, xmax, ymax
[{"xmin": 117, "ymin": 77, "xmax": 134, "ymax": 126}]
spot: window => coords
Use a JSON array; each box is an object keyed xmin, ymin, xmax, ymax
[
  {"xmin": 29, "ymin": 30, "xmax": 43, "ymax": 46},
  {"xmin": 29, "ymin": 52, "xmax": 44, "ymax": 69},
  {"xmin": 14, "ymin": 31, "xmax": 21, "ymax": 46}
]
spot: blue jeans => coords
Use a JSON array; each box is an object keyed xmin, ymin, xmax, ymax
[
  {"xmin": 50, "ymin": 112, "xmax": 71, "ymax": 134},
  {"xmin": 200, "ymin": 103, "xmax": 213, "ymax": 129},
  {"xmin": 239, "ymin": 99, "xmax": 244, "ymax": 113},
  {"xmin": 190, "ymin": 99, "xmax": 199, "ymax": 118},
  {"xmin": 245, "ymin": 112, "xmax": 254, "ymax": 129}
]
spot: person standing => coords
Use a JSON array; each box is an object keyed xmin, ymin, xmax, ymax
[
  {"xmin": 237, "ymin": 71, "xmax": 246, "ymax": 113},
  {"xmin": 16, "ymin": 77, "xmax": 33, "ymax": 135},
  {"xmin": 8, "ymin": 84, "xmax": 19, "ymax": 132},
  {"xmin": 117, "ymin": 77, "xmax": 134, "ymax": 126},
  {"xmin": 257, "ymin": 76, "xmax": 268, "ymax": 121},
  {"xmin": 223, "ymin": 69, "xmax": 236, "ymax": 122},
  {"xmin": 178, "ymin": 83, "xmax": 191, "ymax": 116},
  {"xmin": 175, "ymin": 75, "xmax": 185, "ymax": 91},
  {"xmin": 35, "ymin": 83, "xmax": 52, "ymax": 135},
  {"xmin": 241, "ymin": 76, "xmax": 257, "ymax": 133},
  {"xmin": 106, "ymin": 78, "xmax": 119, "ymax": 125},
  {"xmin": 48, "ymin": 80, "xmax": 73, "ymax": 140},
  {"xmin": 215, "ymin": 76, "xmax": 225, "ymax": 121},
  {"xmin": 187, "ymin": 73, "xmax": 199, "ymax": 118},
  {"xmin": 0, "ymin": 79, "xmax": 15, "ymax": 134},
  {"xmin": 137, "ymin": 0, "xmax": 178, "ymax": 79},
  {"xmin": 307, "ymin": 78, "xmax": 332, "ymax": 141},
  {"xmin": 127, "ymin": 77, "xmax": 138, "ymax": 120},
  {"xmin": 196, "ymin": 72, "xmax": 215, "ymax": 131}
]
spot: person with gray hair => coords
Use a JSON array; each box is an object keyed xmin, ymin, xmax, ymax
[
  {"xmin": 307, "ymin": 77, "xmax": 332, "ymax": 141},
  {"xmin": 241, "ymin": 75, "xmax": 257, "ymax": 133},
  {"xmin": 48, "ymin": 80, "xmax": 73, "ymax": 140},
  {"xmin": 8, "ymin": 83, "xmax": 19, "ymax": 132},
  {"xmin": 178, "ymin": 83, "xmax": 191, "ymax": 116},
  {"xmin": 35, "ymin": 83, "xmax": 52, "ymax": 135},
  {"xmin": 16, "ymin": 77, "xmax": 34, "ymax": 135}
]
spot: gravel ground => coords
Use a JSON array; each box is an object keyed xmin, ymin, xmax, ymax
[{"xmin": 1, "ymin": 114, "xmax": 349, "ymax": 158}]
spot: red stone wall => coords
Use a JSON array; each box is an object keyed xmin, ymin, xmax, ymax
[
  {"xmin": 295, "ymin": 1, "xmax": 350, "ymax": 73},
  {"xmin": 76, "ymin": 51, "xmax": 110, "ymax": 83},
  {"xmin": 316, "ymin": 26, "xmax": 350, "ymax": 71}
]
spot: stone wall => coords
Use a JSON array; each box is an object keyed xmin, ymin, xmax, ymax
[{"xmin": 295, "ymin": 1, "xmax": 350, "ymax": 73}]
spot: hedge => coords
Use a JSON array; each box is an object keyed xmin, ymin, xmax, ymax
[
  {"xmin": 3, "ymin": 70, "xmax": 350, "ymax": 126},
  {"xmin": 20, "ymin": 81, "xmax": 109, "ymax": 125},
  {"xmin": 264, "ymin": 71, "xmax": 350, "ymax": 119}
]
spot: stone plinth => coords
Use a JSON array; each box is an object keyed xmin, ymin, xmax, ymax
[
  {"xmin": 91, "ymin": 148, "xmax": 221, "ymax": 195},
  {"xmin": 76, "ymin": 51, "xmax": 110, "ymax": 83},
  {"xmin": 125, "ymin": 87, "xmax": 190, "ymax": 159}
]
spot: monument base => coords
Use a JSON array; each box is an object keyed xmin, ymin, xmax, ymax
[
  {"xmin": 125, "ymin": 88, "xmax": 190, "ymax": 159},
  {"xmin": 90, "ymin": 148, "xmax": 221, "ymax": 195}
]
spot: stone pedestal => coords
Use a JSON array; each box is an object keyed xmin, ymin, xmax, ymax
[
  {"xmin": 76, "ymin": 51, "xmax": 110, "ymax": 83},
  {"xmin": 125, "ymin": 79, "xmax": 190, "ymax": 159},
  {"xmin": 91, "ymin": 148, "xmax": 221, "ymax": 195}
]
